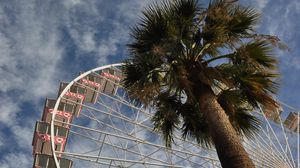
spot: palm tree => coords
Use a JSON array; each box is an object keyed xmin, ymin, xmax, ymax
[{"xmin": 122, "ymin": 0, "xmax": 282, "ymax": 167}]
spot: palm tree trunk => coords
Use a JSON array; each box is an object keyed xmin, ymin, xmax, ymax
[{"xmin": 195, "ymin": 86, "xmax": 255, "ymax": 168}]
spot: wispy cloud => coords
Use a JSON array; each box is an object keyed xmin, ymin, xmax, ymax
[
  {"xmin": 62, "ymin": 0, "xmax": 152, "ymax": 64},
  {"xmin": 0, "ymin": 1, "xmax": 64, "ymax": 98},
  {"xmin": 0, "ymin": 0, "xmax": 69, "ymax": 165},
  {"xmin": 0, "ymin": 152, "xmax": 31, "ymax": 168},
  {"xmin": 0, "ymin": 97, "xmax": 20, "ymax": 125}
]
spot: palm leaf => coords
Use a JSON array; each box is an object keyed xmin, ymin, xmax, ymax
[
  {"xmin": 128, "ymin": 2, "xmax": 170, "ymax": 55},
  {"xmin": 227, "ymin": 6, "xmax": 260, "ymax": 36},
  {"xmin": 152, "ymin": 93, "xmax": 181, "ymax": 147},
  {"xmin": 179, "ymin": 102, "xmax": 213, "ymax": 147},
  {"xmin": 216, "ymin": 63, "xmax": 279, "ymax": 110},
  {"xmin": 231, "ymin": 108, "xmax": 260, "ymax": 138},
  {"xmin": 217, "ymin": 89, "xmax": 260, "ymax": 138},
  {"xmin": 122, "ymin": 54, "xmax": 163, "ymax": 105},
  {"xmin": 152, "ymin": 92, "xmax": 213, "ymax": 148},
  {"xmin": 233, "ymin": 40, "xmax": 278, "ymax": 70}
]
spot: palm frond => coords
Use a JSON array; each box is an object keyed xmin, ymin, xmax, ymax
[
  {"xmin": 202, "ymin": 0, "xmax": 233, "ymax": 44},
  {"xmin": 227, "ymin": 6, "xmax": 260, "ymax": 36},
  {"xmin": 233, "ymin": 40, "xmax": 278, "ymax": 70},
  {"xmin": 152, "ymin": 92, "xmax": 213, "ymax": 148},
  {"xmin": 172, "ymin": 0, "xmax": 199, "ymax": 19},
  {"xmin": 170, "ymin": 0, "xmax": 199, "ymax": 39},
  {"xmin": 152, "ymin": 93, "xmax": 181, "ymax": 147},
  {"xmin": 122, "ymin": 54, "xmax": 163, "ymax": 106},
  {"xmin": 179, "ymin": 102, "xmax": 213, "ymax": 147},
  {"xmin": 217, "ymin": 89, "xmax": 260, "ymax": 138},
  {"xmin": 129, "ymin": 0, "xmax": 200, "ymax": 56},
  {"xmin": 216, "ymin": 63, "xmax": 279, "ymax": 110},
  {"xmin": 239, "ymin": 71, "xmax": 279, "ymax": 94},
  {"xmin": 217, "ymin": 63, "xmax": 279, "ymax": 94},
  {"xmin": 238, "ymin": 70, "xmax": 280, "ymax": 110},
  {"xmin": 231, "ymin": 108, "xmax": 260, "ymax": 138},
  {"xmin": 201, "ymin": 0, "xmax": 260, "ymax": 50},
  {"xmin": 217, "ymin": 89, "xmax": 245, "ymax": 112},
  {"xmin": 128, "ymin": 2, "xmax": 170, "ymax": 55},
  {"xmin": 164, "ymin": 62, "xmax": 195, "ymax": 97}
]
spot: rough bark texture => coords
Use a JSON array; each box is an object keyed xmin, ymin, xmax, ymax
[{"xmin": 195, "ymin": 86, "xmax": 255, "ymax": 168}]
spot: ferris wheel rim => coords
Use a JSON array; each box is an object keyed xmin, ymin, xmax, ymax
[{"xmin": 50, "ymin": 63, "xmax": 123, "ymax": 168}]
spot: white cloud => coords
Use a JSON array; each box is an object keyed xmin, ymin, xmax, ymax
[
  {"xmin": 0, "ymin": 1, "xmax": 64, "ymax": 99},
  {"xmin": 253, "ymin": 0, "xmax": 269, "ymax": 10},
  {"xmin": 82, "ymin": 31, "xmax": 97, "ymax": 52},
  {"xmin": 0, "ymin": 97, "xmax": 20, "ymax": 125},
  {"xmin": 62, "ymin": 0, "xmax": 154, "ymax": 64},
  {"xmin": 289, "ymin": 56, "xmax": 300, "ymax": 70},
  {"xmin": 262, "ymin": 1, "xmax": 300, "ymax": 70},
  {"xmin": 0, "ymin": 132, "xmax": 4, "ymax": 148},
  {"xmin": 0, "ymin": 1, "xmax": 67, "ymax": 165},
  {"xmin": 0, "ymin": 152, "xmax": 31, "ymax": 168},
  {"xmin": 11, "ymin": 124, "xmax": 35, "ymax": 151},
  {"xmin": 63, "ymin": 0, "xmax": 84, "ymax": 8}
]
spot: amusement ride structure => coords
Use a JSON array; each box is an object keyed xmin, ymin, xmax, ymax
[{"xmin": 32, "ymin": 64, "xmax": 299, "ymax": 168}]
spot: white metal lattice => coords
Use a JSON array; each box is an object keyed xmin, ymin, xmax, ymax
[{"xmin": 50, "ymin": 64, "xmax": 299, "ymax": 168}]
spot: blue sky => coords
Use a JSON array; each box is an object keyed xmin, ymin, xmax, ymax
[{"xmin": 0, "ymin": 0, "xmax": 299, "ymax": 167}]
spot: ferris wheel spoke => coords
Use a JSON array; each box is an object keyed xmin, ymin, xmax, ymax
[
  {"xmin": 61, "ymin": 151, "xmax": 193, "ymax": 168},
  {"xmin": 114, "ymin": 93, "xmax": 223, "ymax": 157},
  {"xmin": 242, "ymin": 130, "xmax": 287, "ymax": 167},
  {"xmin": 62, "ymin": 98, "xmax": 146, "ymax": 134},
  {"xmin": 259, "ymin": 125, "xmax": 291, "ymax": 166},
  {"xmin": 97, "ymin": 97, "xmax": 133, "ymax": 122},
  {"xmin": 275, "ymin": 101, "xmax": 299, "ymax": 168},
  {"xmin": 251, "ymin": 138, "xmax": 286, "ymax": 167},
  {"xmin": 81, "ymin": 107, "xmax": 154, "ymax": 144},
  {"xmin": 242, "ymin": 140, "xmax": 281, "ymax": 167},
  {"xmin": 261, "ymin": 126, "xmax": 293, "ymax": 167},
  {"xmin": 68, "ymin": 129, "xmax": 173, "ymax": 166},
  {"xmin": 67, "ymin": 97, "xmax": 216, "ymax": 156},
  {"xmin": 258, "ymin": 107, "xmax": 295, "ymax": 168},
  {"xmin": 276, "ymin": 111, "xmax": 296, "ymax": 167},
  {"xmin": 121, "ymin": 143, "xmax": 167, "ymax": 167},
  {"xmin": 135, "ymin": 145, "xmax": 212, "ymax": 168},
  {"xmin": 58, "ymin": 120, "xmax": 220, "ymax": 164}
]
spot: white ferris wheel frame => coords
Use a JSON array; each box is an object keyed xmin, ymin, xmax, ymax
[{"xmin": 49, "ymin": 63, "xmax": 300, "ymax": 168}]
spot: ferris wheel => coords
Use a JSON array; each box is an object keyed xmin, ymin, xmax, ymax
[{"xmin": 31, "ymin": 64, "xmax": 299, "ymax": 168}]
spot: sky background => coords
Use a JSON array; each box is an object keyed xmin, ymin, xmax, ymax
[{"xmin": 0, "ymin": 0, "xmax": 299, "ymax": 167}]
